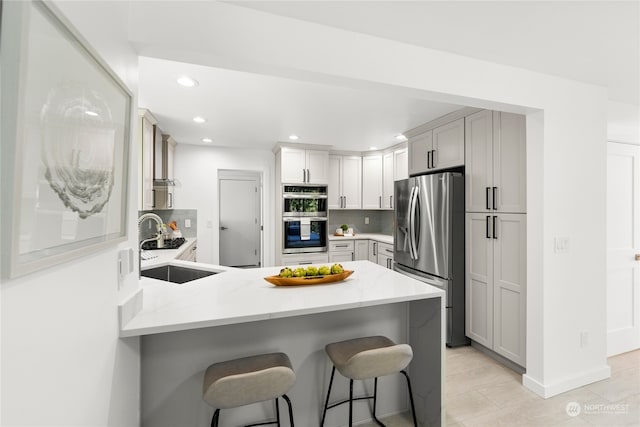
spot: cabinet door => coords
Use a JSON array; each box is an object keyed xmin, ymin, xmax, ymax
[
  {"xmin": 493, "ymin": 112, "xmax": 526, "ymax": 213},
  {"xmin": 492, "ymin": 214, "xmax": 526, "ymax": 366},
  {"xmin": 362, "ymin": 155, "xmax": 383, "ymax": 209},
  {"xmin": 368, "ymin": 240, "xmax": 378, "ymax": 263},
  {"xmin": 432, "ymin": 118, "xmax": 465, "ymax": 171},
  {"xmin": 341, "ymin": 156, "xmax": 362, "ymax": 209},
  {"xmin": 329, "ymin": 251, "xmax": 354, "ymax": 263},
  {"xmin": 393, "ymin": 148, "xmax": 408, "ymax": 180},
  {"xmin": 280, "ymin": 148, "xmax": 307, "ymax": 183},
  {"xmin": 328, "ymin": 155, "xmax": 342, "ymax": 209},
  {"xmin": 306, "ymin": 150, "xmax": 329, "ymax": 184},
  {"xmin": 141, "ymin": 116, "xmax": 155, "ymax": 210},
  {"xmin": 382, "ymin": 152, "xmax": 394, "ymax": 209},
  {"xmin": 465, "ymin": 110, "xmax": 494, "ymax": 212},
  {"xmin": 408, "ymin": 131, "xmax": 432, "ymax": 175},
  {"xmin": 355, "ymin": 240, "xmax": 369, "ymax": 261},
  {"xmin": 377, "ymin": 252, "xmax": 393, "ymax": 269},
  {"xmin": 465, "ymin": 213, "xmax": 494, "ymax": 347}
]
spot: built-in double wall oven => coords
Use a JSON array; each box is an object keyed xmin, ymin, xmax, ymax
[{"xmin": 282, "ymin": 185, "xmax": 328, "ymax": 254}]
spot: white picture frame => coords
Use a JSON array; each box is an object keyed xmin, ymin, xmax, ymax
[{"xmin": 1, "ymin": 0, "xmax": 132, "ymax": 278}]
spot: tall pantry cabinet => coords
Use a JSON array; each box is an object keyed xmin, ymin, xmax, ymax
[{"xmin": 465, "ymin": 110, "xmax": 527, "ymax": 367}]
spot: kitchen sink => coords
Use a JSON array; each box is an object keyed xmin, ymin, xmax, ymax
[{"xmin": 141, "ymin": 265, "xmax": 218, "ymax": 284}]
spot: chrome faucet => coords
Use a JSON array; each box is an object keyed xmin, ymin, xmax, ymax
[{"xmin": 138, "ymin": 212, "xmax": 164, "ymax": 278}]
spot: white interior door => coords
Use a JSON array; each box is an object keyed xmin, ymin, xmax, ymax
[
  {"xmin": 607, "ymin": 141, "xmax": 640, "ymax": 356},
  {"xmin": 219, "ymin": 174, "xmax": 261, "ymax": 267}
]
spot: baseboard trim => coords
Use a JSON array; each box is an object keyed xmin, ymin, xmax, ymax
[{"xmin": 523, "ymin": 365, "xmax": 611, "ymax": 398}]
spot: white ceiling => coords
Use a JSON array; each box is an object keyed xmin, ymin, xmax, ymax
[{"xmin": 136, "ymin": 1, "xmax": 639, "ymax": 151}]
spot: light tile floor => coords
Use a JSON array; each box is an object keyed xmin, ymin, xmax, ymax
[{"xmin": 360, "ymin": 346, "xmax": 639, "ymax": 427}]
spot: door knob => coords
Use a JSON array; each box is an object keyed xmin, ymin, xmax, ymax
[{"xmin": 220, "ymin": 226, "xmax": 228, "ymax": 230}]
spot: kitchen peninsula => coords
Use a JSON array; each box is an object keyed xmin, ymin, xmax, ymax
[{"xmin": 120, "ymin": 260, "xmax": 444, "ymax": 426}]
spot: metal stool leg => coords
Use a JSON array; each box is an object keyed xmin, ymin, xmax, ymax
[
  {"xmin": 401, "ymin": 370, "xmax": 418, "ymax": 427},
  {"xmin": 348, "ymin": 379, "xmax": 354, "ymax": 427},
  {"xmin": 211, "ymin": 409, "xmax": 220, "ymax": 427},
  {"xmin": 275, "ymin": 397, "xmax": 281, "ymax": 427},
  {"xmin": 371, "ymin": 377, "xmax": 385, "ymax": 426},
  {"xmin": 320, "ymin": 366, "xmax": 336, "ymax": 427},
  {"xmin": 282, "ymin": 394, "xmax": 294, "ymax": 427}
]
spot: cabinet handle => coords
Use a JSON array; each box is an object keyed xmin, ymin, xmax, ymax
[
  {"xmin": 299, "ymin": 261, "xmax": 312, "ymax": 265},
  {"xmin": 152, "ymin": 189, "xmax": 156, "ymax": 208},
  {"xmin": 493, "ymin": 216, "xmax": 498, "ymax": 239},
  {"xmin": 379, "ymin": 195, "xmax": 382, "ymax": 208},
  {"xmin": 427, "ymin": 150, "xmax": 432, "ymax": 169},
  {"xmin": 302, "ymin": 169, "xmax": 306, "ymax": 183},
  {"xmin": 373, "ymin": 242, "xmax": 377, "ymax": 256},
  {"xmin": 486, "ymin": 187, "xmax": 491, "ymax": 210},
  {"xmin": 486, "ymin": 216, "xmax": 491, "ymax": 239},
  {"xmin": 307, "ymin": 169, "xmax": 310, "ymax": 183},
  {"xmin": 493, "ymin": 187, "xmax": 497, "ymax": 210},
  {"xmin": 432, "ymin": 150, "xmax": 437, "ymax": 168},
  {"xmin": 335, "ymin": 244, "xmax": 349, "ymax": 248},
  {"xmin": 390, "ymin": 195, "xmax": 393, "ymax": 209},
  {"xmin": 351, "ymin": 252, "xmax": 354, "ymax": 261},
  {"xmin": 168, "ymin": 192, "xmax": 173, "ymax": 208}
]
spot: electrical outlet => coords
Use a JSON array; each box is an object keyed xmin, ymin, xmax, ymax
[
  {"xmin": 185, "ymin": 219, "xmax": 191, "ymax": 228},
  {"xmin": 554, "ymin": 237, "xmax": 570, "ymax": 253},
  {"xmin": 365, "ymin": 217, "xmax": 369, "ymax": 225}
]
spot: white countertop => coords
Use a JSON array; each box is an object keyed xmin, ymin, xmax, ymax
[
  {"xmin": 328, "ymin": 233, "xmax": 393, "ymax": 245},
  {"xmin": 120, "ymin": 260, "xmax": 443, "ymax": 337},
  {"xmin": 140, "ymin": 237, "xmax": 196, "ymax": 267}
]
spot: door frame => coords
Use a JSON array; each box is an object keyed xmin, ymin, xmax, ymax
[{"xmin": 218, "ymin": 169, "xmax": 264, "ymax": 267}]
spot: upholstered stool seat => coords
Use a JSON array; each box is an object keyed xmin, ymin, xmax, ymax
[
  {"xmin": 203, "ymin": 352, "xmax": 295, "ymax": 427},
  {"xmin": 321, "ymin": 336, "xmax": 417, "ymax": 427}
]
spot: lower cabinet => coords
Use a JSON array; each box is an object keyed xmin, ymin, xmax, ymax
[
  {"xmin": 367, "ymin": 240, "xmax": 394, "ymax": 269},
  {"xmin": 329, "ymin": 240, "xmax": 354, "ymax": 263},
  {"xmin": 354, "ymin": 240, "xmax": 369, "ymax": 261},
  {"xmin": 466, "ymin": 213, "xmax": 526, "ymax": 366},
  {"xmin": 281, "ymin": 252, "xmax": 329, "ymax": 266}
]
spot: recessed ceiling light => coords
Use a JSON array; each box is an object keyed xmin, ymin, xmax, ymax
[
  {"xmin": 193, "ymin": 116, "xmax": 207, "ymax": 123},
  {"xmin": 395, "ymin": 134, "xmax": 407, "ymax": 141},
  {"xmin": 202, "ymin": 138, "xmax": 213, "ymax": 143},
  {"xmin": 177, "ymin": 76, "xmax": 198, "ymax": 87},
  {"xmin": 85, "ymin": 110, "xmax": 98, "ymax": 117},
  {"xmin": 288, "ymin": 135, "xmax": 299, "ymax": 141},
  {"xmin": 369, "ymin": 146, "xmax": 378, "ymax": 150}
]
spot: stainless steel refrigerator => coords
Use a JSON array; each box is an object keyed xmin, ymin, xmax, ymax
[{"xmin": 394, "ymin": 172, "xmax": 469, "ymax": 347}]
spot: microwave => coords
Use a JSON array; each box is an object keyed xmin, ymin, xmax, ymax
[
  {"xmin": 282, "ymin": 217, "xmax": 328, "ymax": 253},
  {"xmin": 283, "ymin": 185, "xmax": 327, "ymax": 217}
]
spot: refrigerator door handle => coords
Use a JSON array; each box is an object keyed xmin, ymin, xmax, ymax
[{"xmin": 409, "ymin": 186, "xmax": 420, "ymax": 259}]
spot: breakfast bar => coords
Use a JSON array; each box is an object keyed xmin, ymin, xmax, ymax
[{"xmin": 120, "ymin": 260, "xmax": 444, "ymax": 426}]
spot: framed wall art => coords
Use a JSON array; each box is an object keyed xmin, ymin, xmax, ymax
[{"xmin": 1, "ymin": 0, "xmax": 132, "ymax": 278}]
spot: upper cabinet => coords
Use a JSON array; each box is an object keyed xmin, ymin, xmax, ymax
[
  {"xmin": 465, "ymin": 110, "xmax": 526, "ymax": 213},
  {"xmin": 280, "ymin": 147, "xmax": 329, "ymax": 184},
  {"xmin": 362, "ymin": 154, "xmax": 383, "ymax": 209},
  {"xmin": 328, "ymin": 155, "xmax": 361, "ymax": 209},
  {"xmin": 408, "ymin": 118, "xmax": 465, "ymax": 175},
  {"xmin": 138, "ymin": 110, "xmax": 156, "ymax": 210}
]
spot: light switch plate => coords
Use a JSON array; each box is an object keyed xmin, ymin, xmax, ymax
[
  {"xmin": 554, "ymin": 237, "xmax": 570, "ymax": 253},
  {"xmin": 118, "ymin": 248, "xmax": 134, "ymax": 283}
]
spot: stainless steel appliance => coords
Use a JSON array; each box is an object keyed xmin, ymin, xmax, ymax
[
  {"xmin": 283, "ymin": 185, "xmax": 328, "ymax": 217},
  {"xmin": 282, "ymin": 217, "xmax": 327, "ymax": 253},
  {"xmin": 394, "ymin": 172, "xmax": 469, "ymax": 347}
]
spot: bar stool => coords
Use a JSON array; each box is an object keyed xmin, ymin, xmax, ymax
[
  {"xmin": 320, "ymin": 336, "xmax": 417, "ymax": 427},
  {"xmin": 202, "ymin": 352, "xmax": 296, "ymax": 427}
]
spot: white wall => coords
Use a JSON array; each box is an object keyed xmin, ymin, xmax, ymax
[
  {"xmin": 174, "ymin": 144, "xmax": 276, "ymax": 267},
  {"xmin": 608, "ymin": 100, "xmax": 640, "ymax": 144},
  {"xmin": 128, "ymin": 1, "xmax": 611, "ymax": 397},
  {"xmin": 1, "ymin": 2, "xmax": 140, "ymax": 425}
]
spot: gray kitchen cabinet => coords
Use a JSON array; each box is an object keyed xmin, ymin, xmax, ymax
[
  {"xmin": 328, "ymin": 155, "xmax": 361, "ymax": 209},
  {"xmin": 376, "ymin": 242, "xmax": 394, "ymax": 269},
  {"xmin": 466, "ymin": 212, "xmax": 526, "ymax": 367},
  {"xmin": 368, "ymin": 240, "xmax": 378, "ymax": 263},
  {"xmin": 382, "ymin": 147, "xmax": 407, "ymax": 209},
  {"xmin": 408, "ymin": 118, "xmax": 465, "ymax": 175},
  {"xmin": 329, "ymin": 240, "xmax": 354, "ymax": 263},
  {"xmin": 354, "ymin": 240, "xmax": 369, "ymax": 261},
  {"xmin": 281, "ymin": 252, "xmax": 329, "ymax": 266},
  {"xmin": 280, "ymin": 147, "xmax": 329, "ymax": 184},
  {"xmin": 465, "ymin": 110, "xmax": 526, "ymax": 213}
]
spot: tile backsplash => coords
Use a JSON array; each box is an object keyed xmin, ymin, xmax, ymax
[
  {"xmin": 329, "ymin": 210, "xmax": 394, "ymax": 236},
  {"xmin": 138, "ymin": 209, "xmax": 197, "ymax": 239}
]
